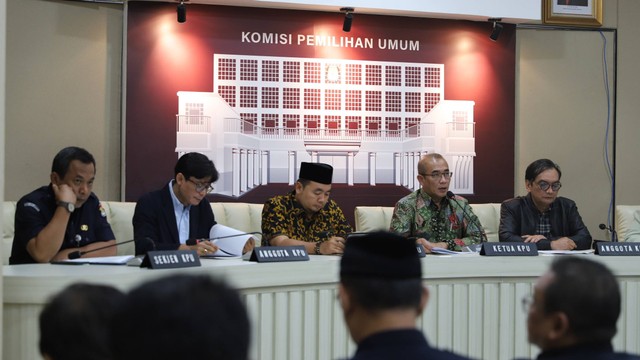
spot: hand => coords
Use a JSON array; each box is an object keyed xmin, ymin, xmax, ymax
[
  {"xmin": 242, "ymin": 237, "xmax": 256, "ymax": 254},
  {"xmin": 319, "ymin": 236, "xmax": 345, "ymax": 255},
  {"xmin": 416, "ymin": 238, "xmax": 447, "ymax": 254},
  {"xmin": 192, "ymin": 240, "xmax": 219, "ymax": 256},
  {"xmin": 522, "ymin": 235, "xmax": 547, "ymax": 243},
  {"xmin": 52, "ymin": 183, "xmax": 76, "ymax": 204},
  {"xmin": 550, "ymin": 237, "xmax": 577, "ymax": 250}
]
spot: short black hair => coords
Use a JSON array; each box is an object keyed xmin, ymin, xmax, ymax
[
  {"xmin": 39, "ymin": 283, "xmax": 124, "ymax": 360},
  {"xmin": 51, "ymin": 146, "xmax": 96, "ymax": 178},
  {"xmin": 341, "ymin": 277, "xmax": 423, "ymax": 312},
  {"xmin": 174, "ymin": 152, "xmax": 219, "ymax": 182},
  {"xmin": 525, "ymin": 158, "xmax": 561, "ymax": 182},
  {"xmin": 544, "ymin": 257, "xmax": 620, "ymax": 344},
  {"xmin": 111, "ymin": 274, "xmax": 250, "ymax": 360}
]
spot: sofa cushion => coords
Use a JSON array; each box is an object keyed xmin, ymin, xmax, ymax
[{"xmin": 616, "ymin": 205, "xmax": 640, "ymax": 242}]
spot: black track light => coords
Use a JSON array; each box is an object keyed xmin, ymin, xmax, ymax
[
  {"xmin": 341, "ymin": 7, "xmax": 354, "ymax": 32},
  {"xmin": 489, "ymin": 18, "xmax": 503, "ymax": 41},
  {"xmin": 177, "ymin": 1, "xmax": 186, "ymax": 23}
]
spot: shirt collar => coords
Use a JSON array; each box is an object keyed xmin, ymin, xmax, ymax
[{"xmin": 169, "ymin": 179, "xmax": 190, "ymax": 212}]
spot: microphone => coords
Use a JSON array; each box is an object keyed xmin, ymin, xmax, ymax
[
  {"xmin": 67, "ymin": 237, "xmax": 153, "ymax": 259},
  {"xmin": 447, "ymin": 191, "xmax": 488, "ymax": 243},
  {"xmin": 598, "ymin": 223, "xmax": 619, "ymax": 242},
  {"xmin": 185, "ymin": 232, "xmax": 262, "ymax": 246}
]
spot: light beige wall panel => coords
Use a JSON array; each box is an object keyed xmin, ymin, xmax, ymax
[
  {"xmin": 616, "ymin": 0, "xmax": 640, "ymax": 206},
  {"xmin": 5, "ymin": 0, "xmax": 122, "ymax": 201},
  {"xmin": 516, "ymin": 27, "xmax": 615, "ymax": 239}
]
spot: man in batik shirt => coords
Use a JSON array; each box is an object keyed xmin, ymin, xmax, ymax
[
  {"xmin": 261, "ymin": 162, "xmax": 353, "ymax": 255},
  {"xmin": 390, "ymin": 153, "xmax": 485, "ymax": 253}
]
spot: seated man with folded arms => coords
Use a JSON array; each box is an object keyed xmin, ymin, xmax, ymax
[
  {"xmin": 522, "ymin": 257, "xmax": 640, "ymax": 360},
  {"xmin": 390, "ymin": 153, "xmax": 484, "ymax": 253},
  {"xmin": 499, "ymin": 159, "xmax": 591, "ymax": 250},
  {"xmin": 10, "ymin": 146, "xmax": 116, "ymax": 264},
  {"xmin": 111, "ymin": 274, "xmax": 250, "ymax": 360},
  {"xmin": 133, "ymin": 152, "xmax": 254, "ymax": 256},
  {"xmin": 39, "ymin": 283, "xmax": 124, "ymax": 360},
  {"xmin": 339, "ymin": 231, "xmax": 470, "ymax": 360},
  {"xmin": 261, "ymin": 162, "xmax": 352, "ymax": 255}
]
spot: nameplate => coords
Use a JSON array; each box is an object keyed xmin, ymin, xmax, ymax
[
  {"xmin": 249, "ymin": 245, "xmax": 309, "ymax": 263},
  {"xmin": 416, "ymin": 245, "xmax": 426, "ymax": 258},
  {"xmin": 595, "ymin": 242, "xmax": 640, "ymax": 256},
  {"xmin": 480, "ymin": 243, "xmax": 538, "ymax": 256},
  {"xmin": 140, "ymin": 250, "xmax": 201, "ymax": 269}
]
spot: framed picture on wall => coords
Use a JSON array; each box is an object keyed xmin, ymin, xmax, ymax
[{"xmin": 543, "ymin": 0, "xmax": 602, "ymax": 26}]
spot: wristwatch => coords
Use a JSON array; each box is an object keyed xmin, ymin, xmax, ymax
[
  {"xmin": 314, "ymin": 241, "xmax": 322, "ymax": 255},
  {"xmin": 57, "ymin": 201, "xmax": 75, "ymax": 213}
]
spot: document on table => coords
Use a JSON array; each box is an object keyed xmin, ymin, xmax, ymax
[
  {"xmin": 52, "ymin": 255, "xmax": 135, "ymax": 265},
  {"xmin": 538, "ymin": 249, "xmax": 595, "ymax": 255},
  {"xmin": 431, "ymin": 248, "xmax": 465, "ymax": 255},
  {"xmin": 202, "ymin": 224, "xmax": 252, "ymax": 258}
]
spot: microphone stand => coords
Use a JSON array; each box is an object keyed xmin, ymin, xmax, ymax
[
  {"xmin": 67, "ymin": 238, "xmax": 152, "ymax": 259},
  {"xmin": 447, "ymin": 191, "xmax": 488, "ymax": 244}
]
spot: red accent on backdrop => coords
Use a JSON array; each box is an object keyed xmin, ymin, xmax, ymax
[{"xmin": 125, "ymin": 3, "xmax": 515, "ymax": 206}]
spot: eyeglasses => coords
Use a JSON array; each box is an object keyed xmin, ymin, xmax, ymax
[
  {"xmin": 187, "ymin": 178, "xmax": 214, "ymax": 193},
  {"xmin": 521, "ymin": 294, "xmax": 533, "ymax": 312},
  {"xmin": 537, "ymin": 181, "xmax": 562, "ymax": 192},
  {"xmin": 420, "ymin": 171, "xmax": 453, "ymax": 180}
]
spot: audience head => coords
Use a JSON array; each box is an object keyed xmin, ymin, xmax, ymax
[
  {"xmin": 295, "ymin": 162, "xmax": 333, "ymax": 214},
  {"xmin": 526, "ymin": 257, "xmax": 620, "ymax": 351},
  {"xmin": 417, "ymin": 153, "xmax": 451, "ymax": 203},
  {"xmin": 339, "ymin": 231, "xmax": 426, "ymax": 343},
  {"xmin": 524, "ymin": 159, "xmax": 562, "ymax": 211},
  {"xmin": 111, "ymin": 274, "xmax": 250, "ymax": 360},
  {"xmin": 39, "ymin": 283, "xmax": 124, "ymax": 360},
  {"xmin": 172, "ymin": 152, "xmax": 218, "ymax": 206},
  {"xmin": 50, "ymin": 146, "xmax": 97, "ymax": 207}
]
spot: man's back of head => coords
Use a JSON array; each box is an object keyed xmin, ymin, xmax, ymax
[
  {"xmin": 111, "ymin": 274, "xmax": 250, "ymax": 360},
  {"xmin": 338, "ymin": 232, "xmax": 470, "ymax": 360},
  {"xmin": 340, "ymin": 231, "xmax": 423, "ymax": 315},
  {"xmin": 39, "ymin": 283, "xmax": 124, "ymax": 360},
  {"xmin": 528, "ymin": 257, "xmax": 621, "ymax": 352}
]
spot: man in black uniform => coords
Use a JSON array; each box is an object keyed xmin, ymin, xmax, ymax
[
  {"xmin": 338, "ymin": 231, "xmax": 470, "ymax": 360},
  {"xmin": 10, "ymin": 146, "xmax": 116, "ymax": 264}
]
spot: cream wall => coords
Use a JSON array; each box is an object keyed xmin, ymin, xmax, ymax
[
  {"xmin": 516, "ymin": 0, "xmax": 640, "ymax": 241},
  {"xmin": 5, "ymin": 0, "xmax": 122, "ymax": 202},
  {"xmin": 3, "ymin": 0, "xmax": 640, "ymax": 228}
]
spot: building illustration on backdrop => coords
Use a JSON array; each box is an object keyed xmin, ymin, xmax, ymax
[{"xmin": 176, "ymin": 54, "xmax": 476, "ymax": 197}]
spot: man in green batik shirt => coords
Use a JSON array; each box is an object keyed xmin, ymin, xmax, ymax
[{"xmin": 390, "ymin": 153, "xmax": 485, "ymax": 253}]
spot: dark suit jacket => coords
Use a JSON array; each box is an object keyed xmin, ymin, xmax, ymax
[
  {"xmin": 349, "ymin": 329, "xmax": 470, "ymax": 360},
  {"xmin": 499, "ymin": 194, "xmax": 592, "ymax": 250},
  {"xmin": 132, "ymin": 183, "xmax": 216, "ymax": 255}
]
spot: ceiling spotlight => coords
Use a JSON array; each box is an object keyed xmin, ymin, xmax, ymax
[
  {"xmin": 489, "ymin": 18, "xmax": 503, "ymax": 41},
  {"xmin": 177, "ymin": 0, "xmax": 186, "ymax": 23},
  {"xmin": 341, "ymin": 7, "xmax": 354, "ymax": 32}
]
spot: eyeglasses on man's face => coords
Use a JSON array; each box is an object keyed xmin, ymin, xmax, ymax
[
  {"xmin": 537, "ymin": 181, "xmax": 562, "ymax": 192},
  {"xmin": 187, "ymin": 178, "xmax": 214, "ymax": 193},
  {"xmin": 420, "ymin": 171, "xmax": 453, "ymax": 180}
]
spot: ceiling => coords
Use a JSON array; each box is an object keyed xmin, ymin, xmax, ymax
[{"xmin": 76, "ymin": 0, "xmax": 543, "ymax": 24}]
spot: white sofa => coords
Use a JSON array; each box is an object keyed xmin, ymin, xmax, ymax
[
  {"xmin": 354, "ymin": 203, "xmax": 502, "ymax": 242},
  {"xmin": 616, "ymin": 205, "xmax": 640, "ymax": 242},
  {"xmin": 2, "ymin": 201, "xmax": 264, "ymax": 265}
]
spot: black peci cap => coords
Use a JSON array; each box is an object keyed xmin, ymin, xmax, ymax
[
  {"xmin": 299, "ymin": 162, "xmax": 333, "ymax": 185},
  {"xmin": 340, "ymin": 231, "xmax": 422, "ymax": 280}
]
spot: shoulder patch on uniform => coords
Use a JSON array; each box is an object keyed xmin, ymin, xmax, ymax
[
  {"xmin": 98, "ymin": 202, "xmax": 107, "ymax": 217},
  {"xmin": 24, "ymin": 202, "xmax": 40, "ymax": 212}
]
